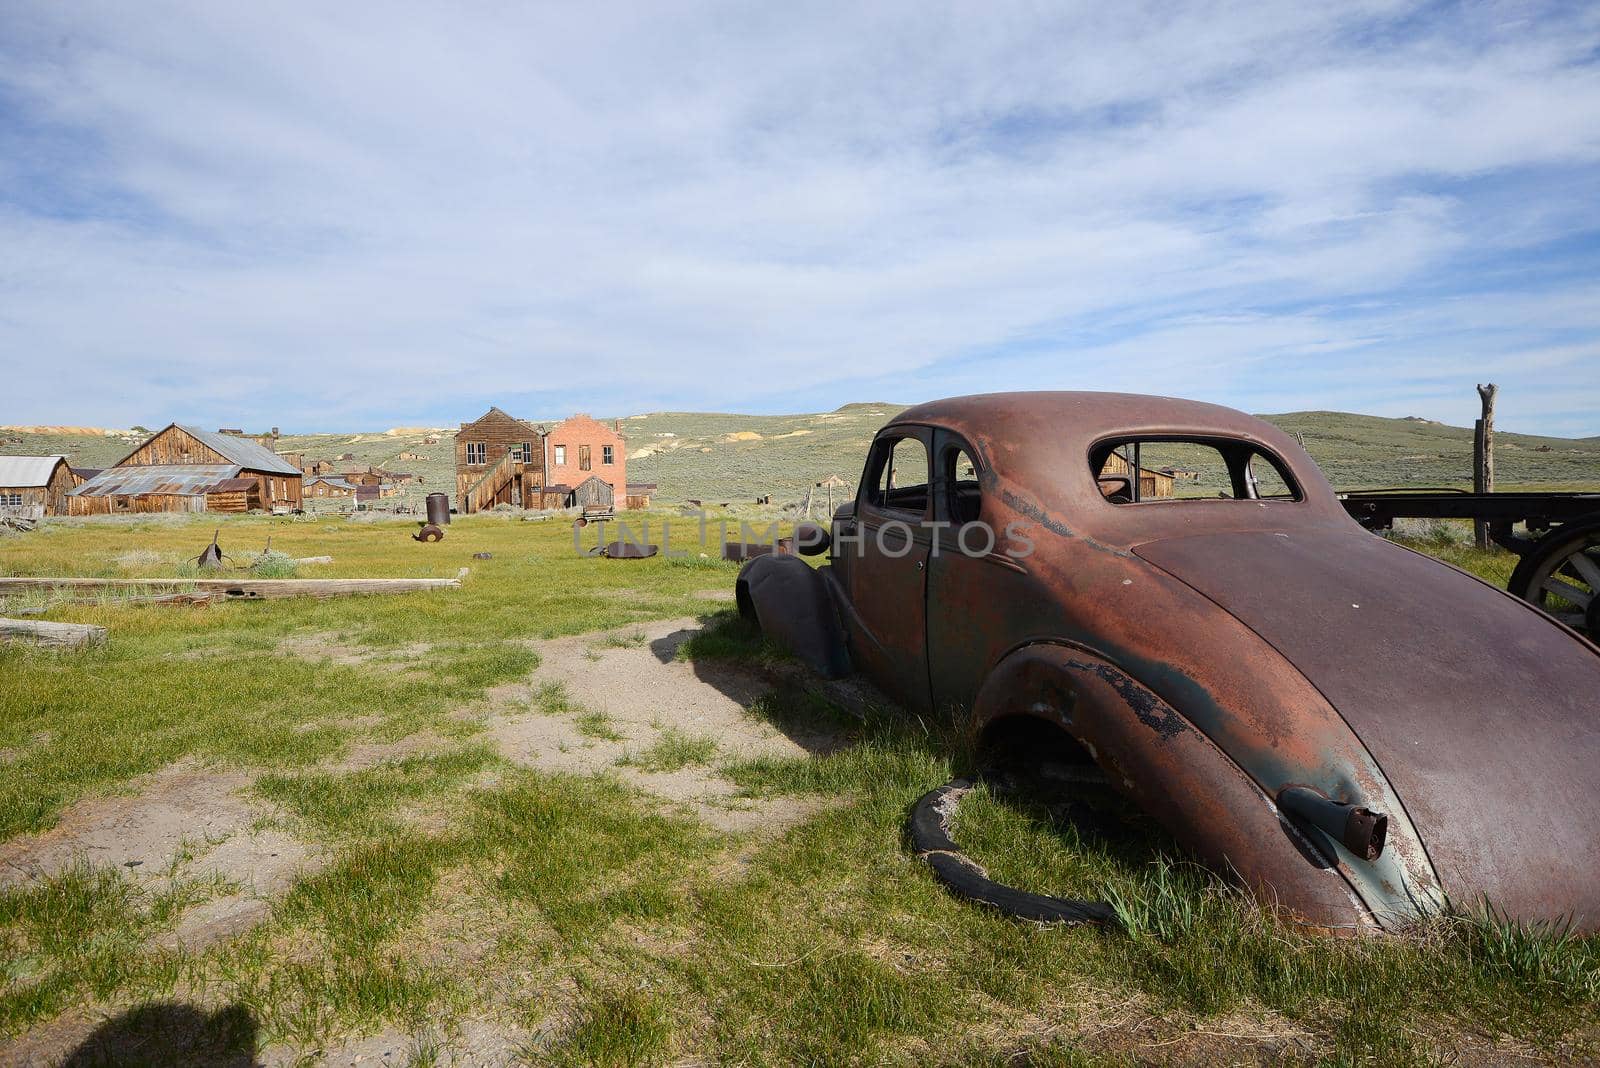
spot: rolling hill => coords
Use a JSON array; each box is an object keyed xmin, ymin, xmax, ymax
[{"xmin": 4, "ymin": 405, "xmax": 1599, "ymax": 510}]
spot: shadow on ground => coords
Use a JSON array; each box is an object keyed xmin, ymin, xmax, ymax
[
  {"xmin": 649, "ymin": 618, "xmax": 856, "ymax": 757},
  {"xmin": 59, "ymin": 1002, "xmax": 258, "ymax": 1068}
]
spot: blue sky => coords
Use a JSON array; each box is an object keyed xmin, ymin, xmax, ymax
[{"xmin": 1, "ymin": 1, "xmax": 1598, "ymax": 435}]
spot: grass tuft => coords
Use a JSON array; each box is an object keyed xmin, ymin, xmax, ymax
[
  {"xmin": 548, "ymin": 984, "xmax": 673, "ymax": 1067},
  {"xmin": 618, "ymin": 728, "xmax": 718, "ymax": 773}
]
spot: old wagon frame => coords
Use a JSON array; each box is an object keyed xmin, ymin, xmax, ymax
[{"xmin": 1340, "ymin": 488, "xmax": 1600, "ymax": 637}]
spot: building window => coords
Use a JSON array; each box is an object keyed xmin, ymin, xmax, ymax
[
  {"xmin": 602, "ymin": 445, "xmax": 614, "ymax": 465},
  {"xmin": 466, "ymin": 442, "xmax": 486, "ymax": 465},
  {"xmin": 0, "ymin": 493, "xmax": 21, "ymax": 507},
  {"xmin": 553, "ymin": 445, "xmax": 566, "ymax": 466},
  {"xmin": 521, "ymin": 442, "xmax": 533, "ymax": 464},
  {"xmin": 579, "ymin": 445, "xmax": 591, "ymax": 471}
]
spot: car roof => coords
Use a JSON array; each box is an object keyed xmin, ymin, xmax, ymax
[
  {"xmin": 880, "ymin": 391, "xmax": 1349, "ymax": 539},
  {"xmin": 893, "ymin": 391, "xmax": 1284, "ymax": 446}
]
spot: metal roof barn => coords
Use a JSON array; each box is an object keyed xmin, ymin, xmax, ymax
[
  {"xmin": 0, "ymin": 455, "xmax": 69, "ymax": 487},
  {"xmin": 168, "ymin": 426, "xmax": 301, "ymax": 475}
]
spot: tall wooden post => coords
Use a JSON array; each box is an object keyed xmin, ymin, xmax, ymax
[
  {"xmin": 1473, "ymin": 383, "xmax": 1497, "ymax": 550},
  {"xmin": 803, "ymin": 483, "xmax": 814, "ymax": 521}
]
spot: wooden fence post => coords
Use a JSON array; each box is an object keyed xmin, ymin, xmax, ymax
[{"xmin": 1473, "ymin": 383, "xmax": 1498, "ymax": 550}]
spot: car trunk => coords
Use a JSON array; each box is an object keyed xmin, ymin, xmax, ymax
[{"xmin": 1135, "ymin": 527, "xmax": 1600, "ymax": 930}]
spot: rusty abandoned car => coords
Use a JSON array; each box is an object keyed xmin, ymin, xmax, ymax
[{"xmin": 736, "ymin": 392, "xmax": 1600, "ymax": 934}]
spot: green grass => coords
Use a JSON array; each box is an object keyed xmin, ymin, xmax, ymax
[
  {"xmin": 1, "ymin": 515, "xmax": 1597, "ymax": 1063},
  {"xmin": 617, "ymin": 728, "xmax": 718, "ymax": 773},
  {"xmin": 572, "ymin": 710, "xmax": 625, "ymax": 741}
]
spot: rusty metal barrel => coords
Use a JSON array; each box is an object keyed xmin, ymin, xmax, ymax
[{"xmin": 426, "ymin": 493, "xmax": 451, "ymax": 526}]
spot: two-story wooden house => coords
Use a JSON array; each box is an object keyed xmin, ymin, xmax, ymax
[{"xmin": 454, "ymin": 407, "xmax": 546, "ymax": 513}]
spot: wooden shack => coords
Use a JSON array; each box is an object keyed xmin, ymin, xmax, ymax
[
  {"xmin": 68, "ymin": 424, "xmax": 302, "ymax": 515},
  {"xmin": 0, "ymin": 456, "xmax": 78, "ymax": 517},
  {"xmin": 304, "ymin": 476, "xmax": 357, "ymax": 499},
  {"xmin": 1099, "ymin": 452, "xmax": 1175, "ymax": 499}
]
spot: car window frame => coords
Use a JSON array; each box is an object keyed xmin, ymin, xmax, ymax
[
  {"xmin": 1085, "ymin": 434, "xmax": 1304, "ymax": 506},
  {"xmin": 859, "ymin": 426, "xmax": 933, "ymax": 521},
  {"xmin": 932, "ymin": 430, "xmax": 985, "ymax": 529}
]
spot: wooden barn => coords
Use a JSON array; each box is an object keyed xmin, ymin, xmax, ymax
[
  {"xmin": 68, "ymin": 424, "xmax": 302, "ymax": 515},
  {"xmin": 0, "ymin": 456, "xmax": 79, "ymax": 517}
]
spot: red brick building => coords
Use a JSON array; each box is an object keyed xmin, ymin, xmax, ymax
[{"xmin": 544, "ymin": 414, "xmax": 627, "ymax": 512}]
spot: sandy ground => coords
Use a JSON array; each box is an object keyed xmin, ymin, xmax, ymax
[
  {"xmin": 1, "ymin": 610, "xmax": 851, "ymax": 1065},
  {"xmin": 0, "ymin": 762, "xmax": 317, "ymax": 954},
  {"xmin": 478, "ymin": 616, "xmax": 842, "ymax": 832}
]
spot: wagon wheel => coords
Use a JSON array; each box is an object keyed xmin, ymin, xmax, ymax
[{"xmin": 1509, "ymin": 518, "xmax": 1600, "ymax": 639}]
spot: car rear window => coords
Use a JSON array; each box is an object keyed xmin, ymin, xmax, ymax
[{"xmin": 1090, "ymin": 437, "xmax": 1301, "ymax": 504}]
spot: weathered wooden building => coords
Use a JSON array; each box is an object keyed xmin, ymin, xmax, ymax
[
  {"xmin": 0, "ymin": 456, "xmax": 78, "ymax": 517},
  {"xmin": 625, "ymin": 481, "xmax": 657, "ymax": 509},
  {"xmin": 68, "ymin": 424, "xmax": 302, "ymax": 515},
  {"xmin": 455, "ymin": 407, "xmax": 546, "ymax": 513},
  {"xmin": 304, "ymin": 476, "xmax": 356, "ymax": 499},
  {"xmin": 1099, "ymin": 452, "xmax": 1176, "ymax": 499}
]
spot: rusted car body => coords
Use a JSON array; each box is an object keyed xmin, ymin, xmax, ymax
[{"xmin": 736, "ymin": 392, "xmax": 1600, "ymax": 933}]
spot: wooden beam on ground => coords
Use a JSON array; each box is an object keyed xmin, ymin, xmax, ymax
[
  {"xmin": 0, "ymin": 577, "xmax": 461, "ymax": 600},
  {"xmin": 0, "ymin": 617, "xmax": 107, "ymax": 649},
  {"xmin": 293, "ymin": 556, "xmax": 334, "ymax": 565}
]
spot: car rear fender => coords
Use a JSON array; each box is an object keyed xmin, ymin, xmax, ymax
[{"xmin": 972, "ymin": 642, "xmax": 1389, "ymax": 932}]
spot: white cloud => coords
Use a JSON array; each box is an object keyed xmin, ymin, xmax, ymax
[{"xmin": 1, "ymin": 0, "xmax": 1598, "ymax": 433}]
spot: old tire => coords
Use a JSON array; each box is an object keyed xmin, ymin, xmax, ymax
[
  {"xmin": 1509, "ymin": 518, "xmax": 1600, "ymax": 638},
  {"xmin": 908, "ymin": 779, "xmax": 1118, "ymax": 926}
]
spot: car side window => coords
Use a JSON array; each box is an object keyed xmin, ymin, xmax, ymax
[
  {"xmin": 866, "ymin": 435, "xmax": 930, "ymax": 516},
  {"xmin": 941, "ymin": 444, "xmax": 982, "ymax": 526}
]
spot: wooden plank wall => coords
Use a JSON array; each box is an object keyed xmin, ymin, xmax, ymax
[
  {"xmin": 456, "ymin": 410, "xmax": 544, "ymax": 511},
  {"xmin": 121, "ymin": 426, "xmax": 229, "ymax": 466}
]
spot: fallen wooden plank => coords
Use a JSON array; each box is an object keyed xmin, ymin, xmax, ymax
[
  {"xmin": 293, "ymin": 556, "xmax": 334, "ymax": 565},
  {"xmin": 0, "ymin": 577, "xmax": 460, "ymax": 600},
  {"xmin": 0, "ymin": 618, "xmax": 107, "ymax": 649},
  {"xmin": 4, "ymin": 591, "xmax": 218, "ymax": 616}
]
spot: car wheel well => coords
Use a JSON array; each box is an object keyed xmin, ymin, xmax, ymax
[{"xmin": 977, "ymin": 713, "xmax": 1097, "ymax": 775}]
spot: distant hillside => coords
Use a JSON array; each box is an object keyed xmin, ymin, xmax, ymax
[
  {"xmin": 621, "ymin": 405, "xmax": 1600, "ymax": 504},
  {"xmin": 4, "ymin": 405, "xmax": 1597, "ymax": 508}
]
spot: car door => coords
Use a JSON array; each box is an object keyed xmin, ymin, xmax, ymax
[
  {"xmin": 925, "ymin": 428, "xmax": 1031, "ymax": 718},
  {"xmin": 845, "ymin": 426, "xmax": 934, "ymax": 715}
]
